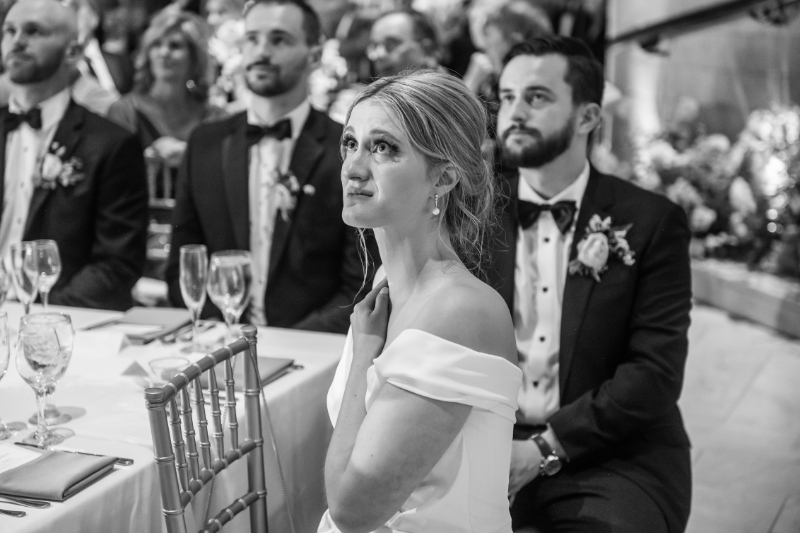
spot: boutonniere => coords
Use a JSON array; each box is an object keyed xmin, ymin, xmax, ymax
[
  {"xmin": 33, "ymin": 142, "xmax": 85, "ymax": 190},
  {"xmin": 568, "ymin": 214, "xmax": 636, "ymax": 282},
  {"xmin": 273, "ymin": 172, "xmax": 301, "ymax": 222}
]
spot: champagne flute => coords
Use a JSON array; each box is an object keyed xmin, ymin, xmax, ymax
[
  {"xmin": 16, "ymin": 313, "xmax": 73, "ymax": 447},
  {"xmin": 9, "ymin": 241, "xmax": 39, "ymax": 315},
  {"xmin": 33, "ymin": 240, "xmax": 61, "ymax": 310},
  {"xmin": 179, "ymin": 244, "xmax": 208, "ymax": 354},
  {"xmin": 0, "ymin": 311, "xmax": 26, "ymax": 439},
  {"xmin": 207, "ymin": 250, "xmax": 252, "ymax": 343},
  {"xmin": 0, "ymin": 262, "xmax": 11, "ymax": 308}
]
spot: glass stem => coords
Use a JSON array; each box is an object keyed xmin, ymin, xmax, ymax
[
  {"xmin": 23, "ymin": 300, "xmax": 31, "ymax": 316},
  {"xmin": 191, "ymin": 308, "xmax": 201, "ymax": 353},
  {"xmin": 42, "ymin": 290, "xmax": 49, "ymax": 310},
  {"xmin": 35, "ymin": 389, "xmax": 48, "ymax": 447},
  {"xmin": 224, "ymin": 311, "xmax": 235, "ymax": 344}
]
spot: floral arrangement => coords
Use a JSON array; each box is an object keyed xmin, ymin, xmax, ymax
[
  {"xmin": 33, "ymin": 142, "xmax": 85, "ymax": 190},
  {"xmin": 631, "ymin": 99, "xmax": 800, "ymax": 279},
  {"xmin": 569, "ymin": 214, "xmax": 635, "ymax": 282},
  {"xmin": 271, "ymin": 172, "xmax": 315, "ymax": 221}
]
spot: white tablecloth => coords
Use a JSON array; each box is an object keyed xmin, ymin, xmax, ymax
[{"xmin": 0, "ymin": 303, "xmax": 344, "ymax": 533}]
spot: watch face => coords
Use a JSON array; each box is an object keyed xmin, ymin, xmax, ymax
[{"xmin": 542, "ymin": 456, "xmax": 562, "ymax": 476}]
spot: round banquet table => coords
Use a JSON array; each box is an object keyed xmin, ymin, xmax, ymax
[{"xmin": 0, "ymin": 302, "xmax": 345, "ymax": 533}]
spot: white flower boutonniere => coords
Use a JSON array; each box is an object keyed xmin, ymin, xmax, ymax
[
  {"xmin": 33, "ymin": 142, "xmax": 86, "ymax": 190},
  {"xmin": 273, "ymin": 172, "xmax": 301, "ymax": 222},
  {"xmin": 569, "ymin": 214, "xmax": 636, "ymax": 282}
]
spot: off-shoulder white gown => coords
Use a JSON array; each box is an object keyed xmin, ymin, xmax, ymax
[{"xmin": 318, "ymin": 328, "xmax": 523, "ymax": 533}]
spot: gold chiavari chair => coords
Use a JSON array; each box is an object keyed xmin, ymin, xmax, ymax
[{"xmin": 144, "ymin": 325, "xmax": 268, "ymax": 533}]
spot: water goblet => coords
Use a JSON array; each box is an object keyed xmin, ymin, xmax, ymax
[
  {"xmin": 207, "ymin": 250, "xmax": 252, "ymax": 343},
  {"xmin": 9, "ymin": 242, "xmax": 39, "ymax": 315},
  {"xmin": 16, "ymin": 313, "xmax": 73, "ymax": 447},
  {"xmin": 0, "ymin": 263, "xmax": 12, "ymax": 309},
  {"xmin": 33, "ymin": 240, "xmax": 61, "ymax": 310},
  {"xmin": 0, "ymin": 311, "xmax": 26, "ymax": 439},
  {"xmin": 179, "ymin": 244, "xmax": 208, "ymax": 354}
]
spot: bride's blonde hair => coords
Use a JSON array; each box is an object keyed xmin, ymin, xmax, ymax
[{"xmin": 345, "ymin": 70, "xmax": 497, "ymax": 278}]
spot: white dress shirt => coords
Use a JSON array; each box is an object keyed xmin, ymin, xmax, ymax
[
  {"xmin": 246, "ymin": 95, "xmax": 310, "ymax": 325},
  {"xmin": 514, "ymin": 162, "xmax": 590, "ymax": 425},
  {"xmin": 0, "ymin": 88, "xmax": 71, "ymax": 260}
]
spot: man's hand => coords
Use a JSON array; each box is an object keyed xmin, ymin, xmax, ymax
[{"xmin": 509, "ymin": 438, "xmax": 541, "ymax": 503}]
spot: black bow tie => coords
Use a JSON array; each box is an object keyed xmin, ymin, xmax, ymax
[
  {"xmin": 4, "ymin": 107, "xmax": 42, "ymax": 131},
  {"xmin": 246, "ymin": 119, "xmax": 292, "ymax": 146},
  {"xmin": 517, "ymin": 200, "xmax": 577, "ymax": 234}
]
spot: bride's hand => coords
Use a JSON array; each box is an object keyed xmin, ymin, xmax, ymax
[{"xmin": 351, "ymin": 278, "xmax": 390, "ymax": 363}]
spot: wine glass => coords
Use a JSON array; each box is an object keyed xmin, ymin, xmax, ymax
[
  {"xmin": 33, "ymin": 240, "xmax": 61, "ymax": 310},
  {"xmin": 0, "ymin": 311, "xmax": 26, "ymax": 439},
  {"xmin": 16, "ymin": 313, "xmax": 74, "ymax": 447},
  {"xmin": 179, "ymin": 244, "xmax": 208, "ymax": 354},
  {"xmin": 0, "ymin": 262, "xmax": 12, "ymax": 309},
  {"xmin": 9, "ymin": 241, "xmax": 39, "ymax": 315},
  {"xmin": 207, "ymin": 250, "xmax": 252, "ymax": 343}
]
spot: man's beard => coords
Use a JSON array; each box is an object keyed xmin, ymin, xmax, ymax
[
  {"xmin": 3, "ymin": 48, "xmax": 65, "ymax": 84},
  {"xmin": 500, "ymin": 117, "xmax": 574, "ymax": 169},
  {"xmin": 244, "ymin": 61, "xmax": 295, "ymax": 97}
]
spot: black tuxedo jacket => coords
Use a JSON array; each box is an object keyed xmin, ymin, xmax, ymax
[
  {"xmin": 490, "ymin": 167, "xmax": 693, "ymax": 532},
  {"xmin": 101, "ymin": 50, "xmax": 134, "ymax": 95},
  {"xmin": 0, "ymin": 101, "xmax": 149, "ymax": 311},
  {"xmin": 166, "ymin": 108, "xmax": 369, "ymax": 334}
]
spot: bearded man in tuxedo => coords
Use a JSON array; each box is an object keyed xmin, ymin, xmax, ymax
[
  {"xmin": 0, "ymin": 0, "xmax": 147, "ymax": 310},
  {"xmin": 167, "ymin": 0, "xmax": 369, "ymax": 333},
  {"xmin": 490, "ymin": 37, "xmax": 693, "ymax": 533}
]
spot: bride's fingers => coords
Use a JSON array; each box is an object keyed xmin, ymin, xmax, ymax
[
  {"xmin": 360, "ymin": 278, "xmax": 389, "ymax": 310},
  {"xmin": 372, "ymin": 286, "xmax": 390, "ymax": 318}
]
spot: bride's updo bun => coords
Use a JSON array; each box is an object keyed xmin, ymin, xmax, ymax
[{"xmin": 346, "ymin": 69, "xmax": 497, "ymax": 277}]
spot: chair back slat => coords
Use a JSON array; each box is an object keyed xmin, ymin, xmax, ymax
[
  {"xmin": 145, "ymin": 388, "xmax": 188, "ymax": 533},
  {"xmin": 180, "ymin": 387, "xmax": 201, "ymax": 482},
  {"xmin": 169, "ymin": 398, "xmax": 190, "ymax": 494},
  {"xmin": 145, "ymin": 325, "xmax": 268, "ymax": 533},
  {"xmin": 242, "ymin": 335, "xmax": 267, "ymax": 532},
  {"xmin": 224, "ymin": 357, "xmax": 239, "ymax": 450},
  {"xmin": 193, "ymin": 377, "xmax": 213, "ymax": 470},
  {"xmin": 208, "ymin": 368, "xmax": 225, "ymax": 461}
]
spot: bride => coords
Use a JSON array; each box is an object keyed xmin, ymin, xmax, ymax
[{"xmin": 319, "ymin": 70, "xmax": 523, "ymax": 533}]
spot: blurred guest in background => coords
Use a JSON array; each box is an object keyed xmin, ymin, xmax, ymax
[
  {"xmin": 108, "ymin": 8, "xmax": 226, "ymax": 194},
  {"xmin": 75, "ymin": 0, "xmax": 134, "ymax": 96},
  {"xmin": 463, "ymin": 0, "xmax": 552, "ymax": 100},
  {"xmin": 367, "ymin": 9, "xmax": 439, "ymax": 78},
  {"xmin": 0, "ymin": 0, "xmax": 148, "ymax": 310},
  {"xmin": 167, "ymin": 0, "xmax": 370, "ymax": 333}
]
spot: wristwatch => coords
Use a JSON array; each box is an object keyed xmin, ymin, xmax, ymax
[{"xmin": 531, "ymin": 433, "xmax": 562, "ymax": 476}]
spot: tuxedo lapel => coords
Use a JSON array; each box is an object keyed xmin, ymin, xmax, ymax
[
  {"xmin": 494, "ymin": 172, "xmax": 519, "ymax": 313},
  {"xmin": 25, "ymin": 101, "xmax": 84, "ymax": 235},
  {"xmin": 559, "ymin": 168, "xmax": 614, "ymax": 393},
  {"xmin": 0, "ymin": 108, "xmax": 7, "ymax": 218},
  {"xmin": 268, "ymin": 110, "xmax": 325, "ymax": 280},
  {"xmin": 222, "ymin": 114, "xmax": 250, "ymax": 250}
]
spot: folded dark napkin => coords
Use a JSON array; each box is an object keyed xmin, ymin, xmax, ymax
[{"xmin": 0, "ymin": 449, "xmax": 116, "ymax": 501}]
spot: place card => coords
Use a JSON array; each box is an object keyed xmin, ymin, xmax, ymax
[{"xmin": 0, "ymin": 444, "xmax": 39, "ymax": 476}]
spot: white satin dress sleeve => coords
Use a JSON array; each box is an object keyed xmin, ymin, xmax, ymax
[{"xmin": 320, "ymin": 328, "xmax": 523, "ymax": 533}]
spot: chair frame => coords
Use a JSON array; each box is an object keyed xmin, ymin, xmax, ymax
[{"xmin": 145, "ymin": 325, "xmax": 267, "ymax": 533}]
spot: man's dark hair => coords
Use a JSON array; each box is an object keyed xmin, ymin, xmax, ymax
[
  {"xmin": 375, "ymin": 9, "xmax": 440, "ymax": 54},
  {"xmin": 485, "ymin": 0, "xmax": 552, "ymax": 45},
  {"xmin": 504, "ymin": 36, "xmax": 604, "ymax": 107},
  {"xmin": 243, "ymin": 0, "xmax": 321, "ymax": 46}
]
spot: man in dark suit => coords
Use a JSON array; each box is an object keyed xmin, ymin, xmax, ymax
[
  {"xmin": 167, "ymin": 0, "xmax": 368, "ymax": 334},
  {"xmin": 0, "ymin": 0, "xmax": 148, "ymax": 311},
  {"xmin": 491, "ymin": 37, "xmax": 692, "ymax": 533}
]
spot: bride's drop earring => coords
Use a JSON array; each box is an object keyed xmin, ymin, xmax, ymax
[{"xmin": 432, "ymin": 194, "xmax": 440, "ymax": 216}]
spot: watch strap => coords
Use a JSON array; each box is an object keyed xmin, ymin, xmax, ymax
[{"xmin": 531, "ymin": 434, "xmax": 554, "ymax": 457}]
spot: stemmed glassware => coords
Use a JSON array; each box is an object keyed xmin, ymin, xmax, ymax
[
  {"xmin": 32, "ymin": 240, "xmax": 61, "ymax": 310},
  {"xmin": 207, "ymin": 250, "xmax": 252, "ymax": 343},
  {"xmin": 16, "ymin": 312, "xmax": 74, "ymax": 447},
  {"xmin": 9, "ymin": 241, "xmax": 39, "ymax": 315},
  {"xmin": 0, "ymin": 263, "xmax": 12, "ymax": 309},
  {"xmin": 179, "ymin": 244, "xmax": 208, "ymax": 354},
  {"xmin": 0, "ymin": 311, "xmax": 26, "ymax": 439}
]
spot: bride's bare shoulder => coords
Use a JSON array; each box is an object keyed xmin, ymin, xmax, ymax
[{"xmin": 413, "ymin": 278, "xmax": 517, "ymax": 363}]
